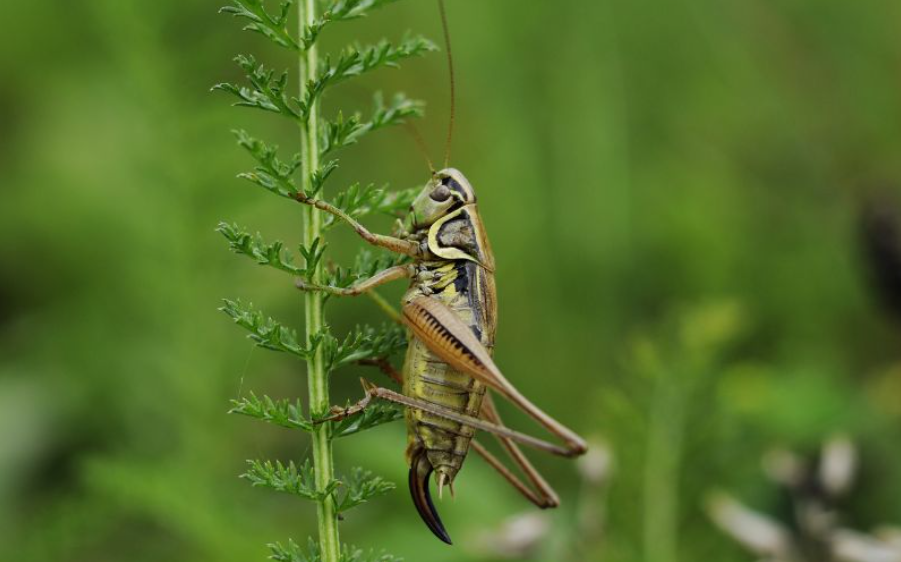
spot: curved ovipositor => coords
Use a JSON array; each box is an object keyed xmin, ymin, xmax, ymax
[{"xmin": 409, "ymin": 448, "xmax": 453, "ymax": 545}]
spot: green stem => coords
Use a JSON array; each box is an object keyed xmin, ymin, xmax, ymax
[
  {"xmin": 298, "ymin": 0, "xmax": 340, "ymax": 560},
  {"xmin": 643, "ymin": 373, "xmax": 685, "ymax": 562}
]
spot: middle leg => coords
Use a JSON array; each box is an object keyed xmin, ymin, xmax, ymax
[{"xmin": 295, "ymin": 264, "xmax": 414, "ymax": 297}]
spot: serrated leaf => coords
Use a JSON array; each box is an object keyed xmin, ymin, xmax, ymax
[
  {"xmin": 221, "ymin": 299, "xmax": 314, "ymax": 357},
  {"xmin": 233, "ymin": 130, "xmax": 301, "ymax": 199},
  {"xmin": 230, "ymin": 392, "xmax": 313, "ymax": 431},
  {"xmin": 333, "ymin": 401, "xmax": 403, "ymax": 438},
  {"xmin": 268, "ymin": 539, "xmax": 402, "ymax": 562},
  {"xmin": 221, "ymin": 0, "xmax": 299, "ymax": 50},
  {"xmin": 243, "ymin": 458, "xmax": 339, "ymax": 500},
  {"xmin": 268, "ymin": 538, "xmax": 315, "ymax": 562},
  {"xmin": 310, "ymin": 159, "xmax": 339, "ymax": 196},
  {"xmin": 320, "ymin": 92, "xmax": 424, "ymax": 156},
  {"xmin": 324, "ymin": 181, "xmax": 419, "ymax": 229},
  {"xmin": 298, "ymin": 237, "xmax": 327, "ymax": 280},
  {"xmin": 321, "ymin": 322, "xmax": 407, "ymax": 373},
  {"xmin": 215, "ymin": 55, "xmax": 301, "ymax": 119},
  {"xmin": 296, "ymin": 36, "xmax": 436, "ymax": 118},
  {"xmin": 335, "ymin": 467, "xmax": 395, "ymax": 513},
  {"xmin": 218, "ymin": 222, "xmax": 307, "ymax": 275},
  {"xmin": 327, "ymin": 248, "xmax": 409, "ymax": 290}
]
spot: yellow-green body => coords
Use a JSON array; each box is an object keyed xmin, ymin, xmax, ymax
[
  {"xmin": 293, "ymin": 167, "xmax": 588, "ymax": 544},
  {"xmin": 401, "ymin": 188, "xmax": 497, "ymax": 487},
  {"xmin": 403, "ymin": 258, "xmax": 496, "ymax": 481}
]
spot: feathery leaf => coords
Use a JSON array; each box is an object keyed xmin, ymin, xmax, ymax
[{"xmin": 230, "ymin": 392, "xmax": 313, "ymax": 431}]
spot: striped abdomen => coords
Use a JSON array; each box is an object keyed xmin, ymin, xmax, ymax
[{"xmin": 403, "ymin": 259, "xmax": 496, "ymax": 481}]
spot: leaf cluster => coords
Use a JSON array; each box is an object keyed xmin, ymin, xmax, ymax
[
  {"xmin": 321, "ymin": 93, "xmax": 423, "ymax": 156},
  {"xmin": 332, "ymin": 401, "xmax": 403, "ymax": 438},
  {"xmin": 221, "ymin": 299, "xmax": 320, "ymax": 357},
  {"xmin": 218, "ymin": 0, "xmax": 434, "ymax": 556},
  {"xmin": 269, "ymin": 538, "xmax": 402, "ymax": 562},
  {"xmin": 230, "ymin": 392, "xmax": 313, "ymax": 431},
  {"xmin": 218, "ymin": 223, "xmax": 325, "ymax": 280},
  {"xmin": 215, "ymin": 39, "xmax": 433, "ymax": 126},
  {"xmin": 326, "ymin": 248, "xmax": 409, "ymax": 290},
  {"xmin": 244, "ymin": 458, "xmax": 338, "ymax": 501},
  {"xmin": 334, "ymin": 467, "xmax": 395, "ymax": 513},
  {"xmin": 322, "ymin": 323, "xmax": 407, "ymax": 372},
  {"xmin": 324, "ymin": 181, "xmax": 418, "ymax": 230},
  {"xmin": 243, "ymin": 459, "xmax": 395, "ymax": 514},
  {"xmin": 221, "ymin": 0, "xmax": 403, "ymax": 53},
  {"xmin": 221, "ymin": 0, "xmax": 297, "ymax": 50}
]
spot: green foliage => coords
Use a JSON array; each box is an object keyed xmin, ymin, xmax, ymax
[
  {"xmin": 268, "ymin": 539, "xmax": 402, "ymax": 562},
  {"xmin": 220, "ymin": 0, "xmax": 298, "ymax": 50},
  {"xmin": 244, "ymin": 458, "xmax": 339, "ymax": 501},
  {"xmin": 321, "ymin": 93, "xmax": 423, "ymax": 156},
  {"xmin": 335, "ymin": 467, "xmax": 395, "ymax": 513},
  {"xmin": 321, "ymin": 323, "xmax": 407, "ymax": 372},
  {"xmin": 326, "ymin": 248, "xmax": 408, "ymax": 290},
  {"xmin": 222, "ymin": 0, "xmax": 404, "ymax": 54},
  {"xmin": 229, "ymin": 391, "xmax": 403, "ymax": 437},
  {"xmin": 218, "ymin": 222, "xmax": 309, "ymax": 275},
  {"xmin": 242, "ymin": 458, "xmax": 396, "ymax": 514},
  {"xmin": 230, "ymin": 392, "xmax": 313, "ymax": 431},
  {"xmin": 215, "ymin": 36, "xmax": 433, "ymax": 125},
  {"xmin": 221, "ymin": 299, "xmax": 319, "ymax": 358},
  {"xmin": 299, "ymin": 37, "xmax": 435, "ymax": 119},
  {"xmin": 216, "ymin": 1, "xmax": 431, "ymax": 559},
  {"xmin": 269, "ymin": 539, "xmax": 319, "ymax": 562},
  {"xmin": 599, "ymin": 302, "xmax": 749, "ymax": 562},
  {"xmin": 309, "ymin": 159, "xmax": 340, "ymax": 197},
  {"xmin": 214, "ymin": 55, "xmax": 300, "ymax": 118},
  {"xmin": 8, "ymin": 1, "xmax": 901, "ymax": 561},
  {"xmin": 332, "ymin": 402, "xmax": 403, "ymax": 438},
  {"xmin": 232, "ymin": 130, "xmax": 301, "ymax": 198},
  {"xmin": 324, "ymin": 182, "xmax": 418, "ymax": 230}
]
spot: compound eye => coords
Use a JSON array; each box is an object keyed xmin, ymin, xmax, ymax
[{"xmin": 430, "ymin": 185, "xmax": 451, "ymax": 202}]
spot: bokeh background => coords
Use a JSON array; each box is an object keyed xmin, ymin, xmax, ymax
[{"xmin": 3, "ymin": 0, "xmax": 901, "ymax": 561}]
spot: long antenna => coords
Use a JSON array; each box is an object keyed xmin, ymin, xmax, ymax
[
  {"xmin": 405, "ymin": 121, "xmax": 436, "ymax": 175},
  {"xmin": 438, "ymin": 0, "xmax": 455, "ymax": 169}
]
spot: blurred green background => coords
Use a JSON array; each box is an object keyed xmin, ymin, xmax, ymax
[{"xmin": 3, "ymin": 0, "xmax": 901, "ymax": 561}]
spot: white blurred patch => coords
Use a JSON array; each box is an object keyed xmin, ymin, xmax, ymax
[
  {"xmin": 832, "ymin": 529, "xmax": 901, "ymax": 562},
  {"xmin": 475, "ymin": 512, "xmax": 552, "ymax": 559},
  {"xmin": 820, "ymin": 435, "xmax": 857, "ymax": 498},
  {"xmin": 577, "ymin": 438, "xmax": 613, "ymax": 486},
  {"xmin": 706, "ymin": 492, "xmax": 795, "ymax": 558}
]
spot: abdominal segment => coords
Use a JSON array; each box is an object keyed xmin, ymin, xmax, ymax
[{"xmin": 403, "ymin": 336, "xmax": 487, "ymax": 479}]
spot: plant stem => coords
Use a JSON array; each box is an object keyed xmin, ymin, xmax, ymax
[
  {"xmin": 643, "ymin": 373, "xmax": 685, "ymax": 562},
  {"xmin": 298, "ymin": 0, "xmax": 340, "ymax": 560}
]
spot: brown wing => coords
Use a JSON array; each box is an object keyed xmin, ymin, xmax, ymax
[{"xmin": 403, "ymin": 295, "xmax": 588, "ymax": 458}]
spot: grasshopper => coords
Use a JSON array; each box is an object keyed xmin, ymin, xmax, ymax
[{"xmin": 293, "ymin": 1, "xmax": 588, "ymax": 545}]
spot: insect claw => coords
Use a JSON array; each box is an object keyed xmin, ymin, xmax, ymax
[{"xmin": 409, "ymin": 448, "xmax": 453, "ymax": 545}]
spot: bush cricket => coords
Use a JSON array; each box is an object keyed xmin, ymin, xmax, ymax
[{"xmin": 293, "ymin": 0, "xmax": 588, "ymax": 544}]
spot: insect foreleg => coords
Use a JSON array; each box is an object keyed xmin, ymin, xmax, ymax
[
  {"xmin": 295, "ymin": 265, "xmax": 413, "ymax": 296},
  {"xmin": 293, "ymin": 194, "xmax": 422, "ymax": 257}
]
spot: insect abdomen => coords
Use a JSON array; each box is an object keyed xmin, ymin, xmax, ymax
[
  {"xmin": 403, "ymin": 259, "xmax": 495, "ymax": 480},
  {"xmin": 403, "ymin": 337, "xmax": 486, "ymax": 475}
]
